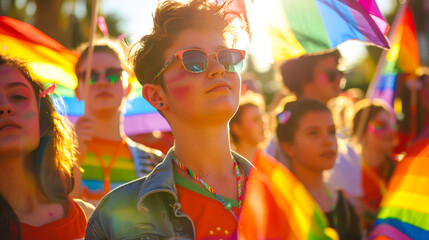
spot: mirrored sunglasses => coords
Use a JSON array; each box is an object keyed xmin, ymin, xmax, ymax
[
  {"xmin": 324, "ymin": 69, "xmax": 344, "ymax": 82},
  {"xmin": 77, "ymin": 68, "xmax": 124, "ymax": 85},
  {"xmin": 153, "ymin": 48, "xmax": 246, "ymax": 81}
]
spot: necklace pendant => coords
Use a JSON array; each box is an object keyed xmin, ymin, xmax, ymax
[{"xmin": 225, "ymin": 202, "xmax": 232, "ymax": 210}]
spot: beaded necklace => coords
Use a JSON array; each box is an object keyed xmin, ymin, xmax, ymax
[{"xmin": 173, "ymin": 156, "xmax": 242, "ymax": 221}]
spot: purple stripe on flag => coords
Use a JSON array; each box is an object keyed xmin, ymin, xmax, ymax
[
  {"xmin": 357, "ymin": 0, "xmax": 389, "ymax": 34},
  {"xmin": 124, "ymin": 113, "xmax": 171, "ymax": 135},
  {"xmin": 67, "ymin": 113, "xmax": 171, "ymax": 135},
  {"xmin": 339, "ymin": 0, "xmax": 389, "ymax": 48}
]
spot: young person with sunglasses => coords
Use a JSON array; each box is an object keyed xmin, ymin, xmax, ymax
[
  {"xmin": 0, "ymin": 54, "xmax": 87, "ymax": 239},
  {"xmin": 85, "ymin": 1, "xmax": 251, "ymax": 239},
  {"xmin": 72, "ymin": 39, "xmax": 163, "ymax": 206}
]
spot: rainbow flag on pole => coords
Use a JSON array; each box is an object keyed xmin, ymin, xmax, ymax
[
  {"xmin": 0, "ymin": 16, "xmax": 170, "ymax": 135},
  {"xmin": 244, "ymin": 0, "xmax": 389, "ymax": 62},
  {"xmin": 369, "ymin": 139, "xmax": 429, "ymax": 240},
  {"xmin": 237, "ymin": 150, "xmax": 338, "ymax": 240},
  {"xmin": 372, "ymin": 6, "xmax": 419, "ymax": 106}
]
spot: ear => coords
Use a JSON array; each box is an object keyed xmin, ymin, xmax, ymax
[
  {"xmin": 142, "ymin": 84, "xmax": 167, "ymax": 110},
  {"xmin": 75, "ymin": 84, "xmax": 83, "ymax": 101},
  {"xmin": 230, "ymin": 123, "xmax": 242, "ymax": 138},
  {"xmin": 280, "ymin": 141, "xmax": 295, "ymax": 159}
]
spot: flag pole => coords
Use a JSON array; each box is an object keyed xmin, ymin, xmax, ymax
[
  {"xmin": 83, "ymin": 0, "xmax": 99, "ymax": 116},
  {"xmin": 354, "ymin": 0, "xmax": 409, "ymax": 140}
]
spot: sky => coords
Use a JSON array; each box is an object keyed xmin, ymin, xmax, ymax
[{"xmin": 101, "ymin": 0, "xmax": 397, "ymax": 72}]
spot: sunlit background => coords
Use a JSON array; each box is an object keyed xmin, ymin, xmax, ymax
[{"xmin": 1, "ymin": 0, "xmax": 428, "ymax": 104}]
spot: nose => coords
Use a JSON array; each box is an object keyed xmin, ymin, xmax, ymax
[
  {"xmin": 207, "ymin": 55, "xmax": 225, "ymax": 79},
  {"xmin": 0, "ymin": 103, "xmax": 14, "ymax": 117}
]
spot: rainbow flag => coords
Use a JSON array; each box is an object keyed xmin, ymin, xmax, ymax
[
  {"xmin": 237, "ymin": 150, "xmax": 338, "ymax": 240},
  {"xmin": 0, "ymin": 16, "xmax": 170, "ymax": 135},
  {"xmin": 372, "ymin": 6, "xmax": 419, "ymax": 106},
  {"xmin": 245, "ymin": 0, "xmax": 389, "ymax": 62},
  {"xmin": 0, "ymin": 16, "xmax": 78, "ymax": 89},
  {"xmin": 369, "ymin": 139, "xmax": 429, "ymax": 240}
]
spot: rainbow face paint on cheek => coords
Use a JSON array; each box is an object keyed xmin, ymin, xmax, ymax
[
  {"xmin": 23, "ymin": 111, "xmax": 37, "ymax": 120},
  {"xmin": 164, "ymin": 71, "xmax": 190, "ymax": 101},
  {"xmin": 317, "ymin": 73, "xmax": 328, "ymax": 85},
  {"xmin": 368, "ymin": 120, "xmax": 393, "ymax": 136}
]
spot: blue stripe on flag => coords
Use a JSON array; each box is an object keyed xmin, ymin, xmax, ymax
[
  {"xmin": 316, "ymin": 0, "xmax": 365, "ymax": 47},
  {"xmin": 374, "ymin": 218, "xmax": 429, "ymax": 240}
]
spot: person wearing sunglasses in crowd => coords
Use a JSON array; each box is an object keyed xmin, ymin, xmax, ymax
[
  {"xmin": 85, "ymin": 1, "xmax": 252, "ymax": 239},
  {"xmin": 0, "ymin": 54, "xmax": 87, "ymax": 239},
  {"xmin": 72, "ymin": 39, "xmax": 163, "ymax": 206},
  {"xmin": 351, "ymin": 99, "xmax": 397, "ymax": 234}
]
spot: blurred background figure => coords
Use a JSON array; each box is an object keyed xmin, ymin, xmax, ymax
[
  {"xmin": 0, "ymin": 54, "xmax": 87, "ymax": 239},
  {"xmin": 230, "ymin": 90, "xmax": 267, "ymax": 162},
  {"xmin": 395, "ymin": 70, "xmax": 429, "ymax": 154},
  {"xmin": 72, "ymin": 39, "xmax": 163, "ymax": 206},
  {"xmin": 352, "ymin": 99, "xmax": 397, "ymax": 233},
  {"xmin": 276, "ymin": 99, "xmax": 361, "ymax": 239}
]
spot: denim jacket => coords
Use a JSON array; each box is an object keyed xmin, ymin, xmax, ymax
[
  {"xmin": 126, "ymin": 138, "xmax": 164, "ymax": 177},
  {"xmin": 85, "ymin": 149, "xmax": 253, "ymax": 240}
]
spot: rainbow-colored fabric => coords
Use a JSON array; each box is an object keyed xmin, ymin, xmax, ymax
[
  {"xmin": 240, "ymin": 0, "xmax": 389, "ymax": 62},
  {"xmin": 372, "ymin": 6, "xmax": 419, "ymax": 106},
  {"xmin": 370, "ymin": 139, "xmax": 429, "ymax": 240},
  {"xmin": 237, "ymin": 150, "xmax": 338, "ymax": 240}
]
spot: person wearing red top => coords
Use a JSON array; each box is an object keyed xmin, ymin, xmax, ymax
[
  {"xmin": 0, "ymin": 55, "xmax": 87, "ymax": 239},
  {"xmin": 85, "ymin": 1, "xmax": 253, "ymax": 239}
]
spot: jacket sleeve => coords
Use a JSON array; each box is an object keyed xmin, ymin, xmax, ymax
[{"xmin": 85, "ymin": 213, "xmax": 107, "ymax": 240}]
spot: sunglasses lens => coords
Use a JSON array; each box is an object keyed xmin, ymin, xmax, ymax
[
  {"xmin": 218, "ymin": 49, "xmax": 244, "ymax": 72},
  {"xmin": 89, "ymin": 72, "xmax": 98, "ymax": 85},
  {"xmin": 182, "ymin": 50, "xmax": 208, "ymax": 73},
  {"xmin": 326, "ymin": 70, "xmax": 343, "ymax": 82},
  {"xmin": 106, "ymin": 69, "xmax": 123, "ymax": 84}
]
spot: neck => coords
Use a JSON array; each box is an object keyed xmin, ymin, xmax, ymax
[
  {"xmin": 172, "ymin": 123, "xmax": 234, "ymax": 178},
  {"xmin": 234, "ymin": 141, "xmax": 258, "ymax": 162},
  {"xmin": 300, "ymin": 92, "xmax": 328, "ymax": 104},
  {"xmin": 291, "ymin": 160, "xmax": 325, "ymax": 191},
  {"xmin": 92, "ymin": 110, "xmax": 124, "ymax": 141},
  {"xmin": 362, "ymin": 145, "xmax": 385, "ymax": 168},
  {"xmin": 0, "ymin": 155, "xmax": 44, "ymax": 214}
]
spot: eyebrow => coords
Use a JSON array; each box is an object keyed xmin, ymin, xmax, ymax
[
  {"xmin": 7, "ymin": 82, "xmax": 31, "ymax": 90},
  {"xmin": 303, "ymin": 124, "xmax": 336, "ymax": 131}
]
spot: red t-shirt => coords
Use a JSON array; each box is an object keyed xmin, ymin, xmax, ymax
[
  {"xmin": 21, "ymin": 197, "xmax": 87, "ymax": 240},
  {"xmin": 175, "ymin": 172, "xmax": 240, "ymax": 240}
]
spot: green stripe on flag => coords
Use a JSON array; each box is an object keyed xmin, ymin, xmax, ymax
[
  {"xmin": 378, "ymin": 206, "xmax": 429, "ymax": 231},
  {"xmin": 281, "ymin": 0, "xmax": 331, "ymax": 53}
]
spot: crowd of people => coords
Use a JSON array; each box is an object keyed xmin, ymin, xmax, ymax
[{"xmin": 1, "ymin": 0, "xmax": 428, "ymax": 239}]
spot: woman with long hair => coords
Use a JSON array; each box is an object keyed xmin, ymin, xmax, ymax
[{"xmin": 0, "ymin": 54, "xmax": 87, "ymax": 239}]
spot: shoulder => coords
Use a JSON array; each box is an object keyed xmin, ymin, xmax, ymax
[
  {"xmin": 86, "ymin": 177, "xmax": 148, "ymax": 238},
  {"xmin": 73, "ymin": 198, "xmax": 95, "ymax": 220}
]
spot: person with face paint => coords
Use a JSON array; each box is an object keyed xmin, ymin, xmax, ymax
[
  {"xmin": 72, "ymin": 39, "xmax": 164, "ymax": 206},
  {"xmin": 352, "ymin": 99, "xmax": 397, "ymax": 232},
  {"xmin": 276, "ymin": 99, "xmax": 361, "ymax": 239},
  {"xmin": 85, "ymin": 1, "xmax": 252, "ymax": 239},
  {"xmin": 0, "ymin": 55, "xmax": 87, "ymax": 239}
]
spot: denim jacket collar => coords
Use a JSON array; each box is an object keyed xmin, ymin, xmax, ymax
[{"xmin": 137, "ymin": 148, "xmax": 253, "ymax": 211}]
